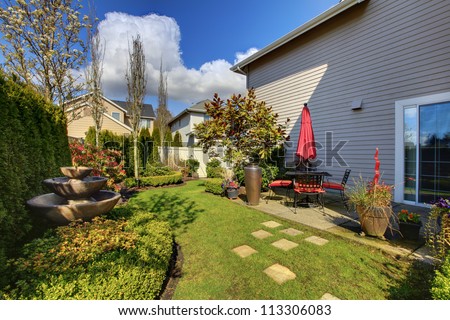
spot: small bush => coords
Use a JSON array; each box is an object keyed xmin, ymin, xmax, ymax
[
  {"xmin": 125, "ymin": 172, "xmax": 183, "ymax": 188},
  {"xmin": 431, "ymin": 255, "xmax": 450, "ymax": 300},
  {"xmin": 3, "ymin": 211, "xmax": 173, "ymax": 300},
  {"xmin": 206, "ymin": 158, "xmax": 224, "ymax": 178},
  {"xmin": 186, "ymin": 158, "xmax": 200, "ymax": 177},
  {"xmin": 204, "ymin": 178, "xmax": 224, "ymax": 195},
  {"xmin": 145, "ymin": 163, "xmax": 174, "ymax": 176}
]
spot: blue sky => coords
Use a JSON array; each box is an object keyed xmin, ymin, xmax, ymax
[{"xmin": 84, "ymin": 0, "xmax": 340, "ymax": 115}]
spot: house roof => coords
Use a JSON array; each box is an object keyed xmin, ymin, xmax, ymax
[
  {"xmin": 230, "ymin": 0, "xmax": 366, "ymax": 74},
  {"xmin": 110, "ymin": 99, "xmax": 156, "ymax": 119},
  {"xmin": 168, "ymin": 99, "xmax": 211, "ymax": 126}
]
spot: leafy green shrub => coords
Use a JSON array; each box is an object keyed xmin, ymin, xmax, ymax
[
  {"xmin": 85, "ymin": 127, "xmax": 125, "ymax": 150},
  {"xmin": 125, "ymin": 172, "xmax": 183, "ymax": 188},
  {"xmin": 0, "ymin": 72, "xmax": 70, "ymax": 278},
  {"xmin": 431, "ymin": 255, "xmax": 450, "ymax": 300},
  {"xmin": 206, "ymin": 158, "xmax": 224, "ymax": 178},
  {"xmin": 204, "ymin": 178, "xmax": 224, "ymax": 195},
  {"xmin": 4, "ymin": 212, "xmax": 173, "ymax": 300},
  {"xmin": 145, "ymin": 163, "xmax": 174, "ymax": 176}
]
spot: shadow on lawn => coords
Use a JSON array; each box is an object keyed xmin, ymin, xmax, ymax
[
  {"xmin": 387, "ymin": 259, "xmax": 434, "ymax": 299},
  {"xmin": 130, "ymin": 191, "xmax": 204, "ymax": 233}
]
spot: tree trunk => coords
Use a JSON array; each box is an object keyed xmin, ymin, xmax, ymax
[{"xmin": 134, "ymin": 136, "xmax": 139, "ymax": 181}]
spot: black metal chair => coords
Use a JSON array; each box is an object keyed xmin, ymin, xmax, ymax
[
  {"xmin": 293, "ymin": 174, "xmax": 325, "ymax": 213},
  {"xmin": 322, "ymin": 169, "xmax": 351, "ymax": 211}
]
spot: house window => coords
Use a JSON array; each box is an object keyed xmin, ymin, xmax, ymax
[
  {"xmin": 111, "ymin": 112, "xmax": 120, "ymax": 121},
  {"xmin": 140, "ymin": 118, "xmax": 150, "ymax": 129},
  {"xmin": 204, "ymin": 114, "xmax": 210, "ymax": 121},
  {"xmin": 395, "ymin": 93, "xmax": 450, "ymax": 205}
]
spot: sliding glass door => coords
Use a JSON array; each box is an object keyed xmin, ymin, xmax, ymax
[{"xmin": 403, "ymin": 102, "xmax": 450, "ymax": 204}]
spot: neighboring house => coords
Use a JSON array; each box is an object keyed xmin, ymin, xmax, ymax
[
  {"xmin": 231, "ymin": 0, "xmax": 450, "ymax": 206},
  {"xmin": 65, "ymin": 94, "xmax": 155, "ymax": 139},
  {"xmin": 168, "ymin": 99, "xmax": 211, "ymax": 147}
]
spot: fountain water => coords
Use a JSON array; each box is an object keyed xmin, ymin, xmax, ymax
[{"xmin": 27, "ymin": 166, "xmax": 121, "ymax": 225}]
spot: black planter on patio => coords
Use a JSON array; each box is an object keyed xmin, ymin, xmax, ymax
[
  {"xmin": 399, "ymin": 221, "xmax": 422, "ymax": 241},
  {"xmin": 226, "ymin": 187, "xmax": 239, "ymax": 199}
]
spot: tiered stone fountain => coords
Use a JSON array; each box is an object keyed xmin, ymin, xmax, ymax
[{"xmin": 27, "ymin": 166, "xmax": 121, "ymax": 225}]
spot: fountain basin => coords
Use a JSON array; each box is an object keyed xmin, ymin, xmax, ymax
[
  {"xmin": 43, "ymin": 176, "xmax": 107, "ymax": 200},
  {"xmin": 60, "ymin": 166, "xmax": 93, "ymax": 180},
  {"xmin": 26, "ymin": 190, "xmax": 121, "ymax": 225}
]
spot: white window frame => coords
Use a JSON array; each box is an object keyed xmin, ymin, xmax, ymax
[
  {"xmin": 111, "ymin": 112, "xmax": 121, "ymax": 121},
  {"xmin": 394, "ymin": 91, "xmax": 450, "ymax": 205}
]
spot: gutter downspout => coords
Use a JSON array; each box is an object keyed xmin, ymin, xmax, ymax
[{"xmin": 236, "ymin": 66, "xmax": 247, "ymax": 76}]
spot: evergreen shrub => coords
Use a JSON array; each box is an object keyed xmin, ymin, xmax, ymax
[
  {"xmin": 204, "ymin": 178, "xmax": 224, "ymax": 195},
  {"xmin": 0, "ymin": 72, "xmax": 70, "ymax": 277}
]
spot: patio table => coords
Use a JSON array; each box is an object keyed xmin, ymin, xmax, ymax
[{"xmin": 285, "ymin": 171, "xmax": 331, "ymax": 211}]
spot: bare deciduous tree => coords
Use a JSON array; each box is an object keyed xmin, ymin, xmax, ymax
[
  {"xmin": 126, "ymin": 34, "xmax": 147, "ymax": 180},
  {"xmin": 84, "ymin": 6, "xmax": 105, "ymax": 147},
  {"xmin": 0, "ymin": 0, "xmax": 88, "ymax": 109}
]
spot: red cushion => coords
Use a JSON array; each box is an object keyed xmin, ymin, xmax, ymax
[
  {"xmin": 322, "ymin": 182, "xmax": 344, "ymax": 190},
  {"xmin": 294, "ymin": 187, "xmax": 325, "ymax": 193},
  {"xmin": 269, "ymin": 180, "xmax": 292, "ymax": 188}
]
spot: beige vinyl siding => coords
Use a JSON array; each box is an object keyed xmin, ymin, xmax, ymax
[
  {"xmin": 67, "ymin": 107, "xmax": 132, "ymax": 139},
  {"xmin": 247, "ymin": 0, "xmax": 450, "ymax": 185},
  {"xmin": 103, "ymin": 100, "xmax": 126, "ymax": 122}
]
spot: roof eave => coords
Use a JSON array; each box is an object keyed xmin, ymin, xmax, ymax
[{"xmin": 230, "ymin": 0, "xmax": 366, "ymax": 72}]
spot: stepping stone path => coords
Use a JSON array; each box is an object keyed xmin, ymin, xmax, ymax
[
  {"xmin": 320, "ymin": 293, "xmax": 340, "ymax": 300},
  {"xmin": 232, "ymin": 221, "xmax": 331, "ymax": 296},
  {"xmin": 251, "ymin": 229, "xmax": 273, "ymax": 239},
  {"xmin": 261, "ymin": 221, "xmax": 282, "ymax": 228},
  {"xmin": 232, "ymin": 245, "xmax": 258, "ymax": 258},
  {"xmin": 281, "ymin": 228, "xmax": 304, "ymax": 236},
  {"xmin": 264, "ymin": 263, "xmax": 296, "ymax": 284},
  {"xmin": 271, "ymin": 238, "xmax": 299, "ymax": 251},
  {"xmin": 305, "ymin": 236, "xmax": 329, "ymax": 246}
]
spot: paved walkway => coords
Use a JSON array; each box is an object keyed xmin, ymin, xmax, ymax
[{"xmin": 232, "ymin": 188, "xmax": 436, "ymax": 264}]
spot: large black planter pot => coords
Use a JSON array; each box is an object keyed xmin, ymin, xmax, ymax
[
  {"xmin": 244, "ymin": 163, "xmax": 262, "ymax": 206},
  {"xmin": 399, "ymin": 221, "xmax": 422, "ymax": 241}
]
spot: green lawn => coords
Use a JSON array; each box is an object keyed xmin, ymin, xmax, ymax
[{"xmin": 129, "ymin": 180, "xmax": 432, "ymax": 300}]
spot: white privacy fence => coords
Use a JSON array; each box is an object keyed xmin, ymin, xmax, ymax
[{"xmin": 160, "ymin": 146, "xmax": 212, "ymax": 178}]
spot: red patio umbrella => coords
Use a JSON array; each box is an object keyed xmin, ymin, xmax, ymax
[{"xmin": 296, "ymin": 103, "xmax": 317, "ymax": 167}]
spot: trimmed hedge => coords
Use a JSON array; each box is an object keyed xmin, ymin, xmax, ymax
[
  {"xmin": 125, "ymin": 172, "xmax": 183, "ymax": 188},
  {"xmin": 3, "ymin": 209, "xmax": 173, "ymax": 300},
  {"xmin": 204, "ymin": 178, "xmax": 224, "ymax": 195},
  {"xmin": 431, "ymin": 255, "xmax": 450, "ymax": 300},
  {"xmin": 0, "ymin": 72, "xmax": 70, "ymax": 282}
]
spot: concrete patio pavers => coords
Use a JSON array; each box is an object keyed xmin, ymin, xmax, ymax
[{"xmin": 264, "ymin": 263, "xmax": 296, "ymax": 284}]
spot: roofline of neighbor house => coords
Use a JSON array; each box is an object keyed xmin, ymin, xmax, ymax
[
  {"xmin": 168, "ymin": 108, "xmax": 207, "ymax": 126},
  {"xmin": 230, "ymin": 0, "xmax": 366, "ymax": 74}
]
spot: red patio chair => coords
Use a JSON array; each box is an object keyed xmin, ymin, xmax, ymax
[
  {"xmin": 322, "ymin": 169, "xmax": 351, "ymax": 211},
  {"xmin": 266, "ymin": 179, "xmax": 292, "ymax": 203},
  {"xmin": 293, "ymin": 174, "xmax": 325, "ymax": 213}
]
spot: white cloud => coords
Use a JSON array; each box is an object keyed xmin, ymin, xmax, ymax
[
  {"xmin": 94, "ymin": 12, "xmax": 249, "ymax": 108},
  {"xmin": 234, "ymin": 48, "xmax": 259, "ymax": 65}
]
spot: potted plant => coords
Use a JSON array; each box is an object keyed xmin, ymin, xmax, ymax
[
  {"xmin": 347, "ymin": 148, "xmax": 393, "ymax": 239},
  {"xmin": 425, "ymin": 197, "xmax": 450, "ymax": 259},
  {"xmin": 397, "ymin": 209, "xmax": 422, "ymax": 241},
  {"xmin": 222, "ymin": 179, "xmax": 240, "ymax": 199}
]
